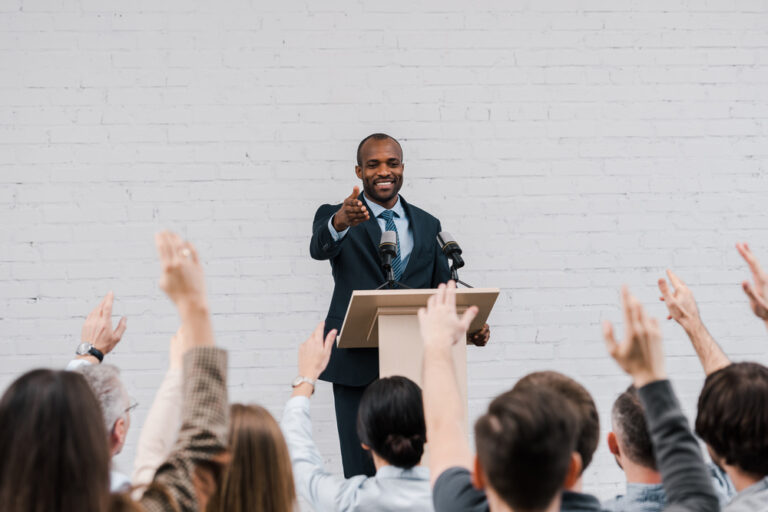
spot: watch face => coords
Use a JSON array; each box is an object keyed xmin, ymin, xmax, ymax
[{"xmin": 76, "ymin": 342, "xmax": 93, "ymax": 355}]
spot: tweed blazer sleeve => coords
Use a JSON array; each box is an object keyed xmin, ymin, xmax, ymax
[{"xmin": 139, "ymin": 347, "xmax": 229, "ymax": 512}]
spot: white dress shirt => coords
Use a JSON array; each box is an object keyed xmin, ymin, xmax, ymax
[
  {"xmin": 327, "ymin": 194, "xmax": 415, "ymax": 269},
  {"xmin": 281, "ymin": 396, "xmax": 434, "ymax": 512}
]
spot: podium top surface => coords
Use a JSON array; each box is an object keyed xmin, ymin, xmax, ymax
[{"xmin": 337, "ymin": 287, "xmax": 499, "ymax": 349}]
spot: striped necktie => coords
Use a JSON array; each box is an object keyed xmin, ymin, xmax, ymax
[{"xmin": 378, "ymin": 209, "xmax": 403, "ymax": 281}]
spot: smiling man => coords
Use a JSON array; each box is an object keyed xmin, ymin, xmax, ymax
[{"xmin": 308, "ymin": 133, "xmax": 490, "ymax": 477}]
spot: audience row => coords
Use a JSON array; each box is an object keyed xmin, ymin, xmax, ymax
[{"xmin": 0, "ymin": 233, "xmax": 766, "ymax": 512}]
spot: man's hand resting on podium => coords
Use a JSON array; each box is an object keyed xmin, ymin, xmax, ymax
[
  {"xmin": 332, "ymin": 186, "xmax": 370, "ymax": 232},
  {"xmin": 468, "ymin": 323, "xmax": 490, "ymax": 346}
]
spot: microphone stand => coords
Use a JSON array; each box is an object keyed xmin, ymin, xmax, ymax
[
  {"xmin": 376, "ymin": 265, "xmax": 413, "ymax": 290},
  {"xmin": 450, "ymin": 260, "xmax": 473, "ymax": 288}
]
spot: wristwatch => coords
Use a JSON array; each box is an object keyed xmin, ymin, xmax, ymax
[
  {"xmin": 76, "ymin": 342, "xmax": 104, "ymax": 363},
  {"xmin": 292, "ymin": 376, "xmax": 316, "ymax": 394}
]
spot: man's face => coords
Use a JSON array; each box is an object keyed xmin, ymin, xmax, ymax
[{"xmin": 355, "ymin": 138, "xmax": 404, "ymax": 206}]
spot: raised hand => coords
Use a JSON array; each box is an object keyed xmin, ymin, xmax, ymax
[
  {"xmin": 297, "ymin": 322, "xmax": 337, "ymax": 382},
  {"xmin": 155, "ymin": 231, "xmax": 214, "ymax": 349},
  {"xmin": 603, "ymin": 287, "xmax": 666, "ymax": 388},
  {"xmin": 418, "ymin": 281, "xmax": 479, "ymax": 351},
  {"xmin": 658, "ymin": 269, "xmax": 701, "ymax": 331},
  {"xmin": 736, "ymin": 242, "xmax": 768, "ymax": 321},
  {"xmin": 81, "ymin": 291, "xmax": 127, "ymax": 356},
  {"xmin": 332, "ymin": 186, "xmax": 370, "ymax": 231},
  {"xmin": 155, "ymin": 231, "xmax": 206, "ymax": 309}
]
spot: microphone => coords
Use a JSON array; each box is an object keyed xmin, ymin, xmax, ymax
[
  {"xmin": 379, "ymin": 231, "xmax": 398, "ymax": 272},
  {"xmin": 437, "ymin": 231, "xmax": 465, "ymax": 269}
]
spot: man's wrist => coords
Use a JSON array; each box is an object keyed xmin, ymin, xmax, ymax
[
  {"xmin": 177, "ymin": 297, "xmax": 210, "ymax": 317},
  {"xmin": 633, "ymin": 370, "xmax": 667, "ymax": 388},
  {"xmin": 76, "ymin": 354, "xmax": 101, "ymax": 365},
  {"xmin": 332, "ymin": 214, "xmax": 348, "ymax": 232}
]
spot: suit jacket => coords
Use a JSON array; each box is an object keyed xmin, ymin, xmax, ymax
[
  {"xmin": 139, "ymin": 347, "xmax": 229, "ymax": 512},
  {"xmin": 310, "ymin": 194, "xmax": 451, "ymax": 386}
]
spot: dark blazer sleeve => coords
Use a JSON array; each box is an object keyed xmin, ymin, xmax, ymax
[
  {"xmin": 310, "ymin": 204, "xmax": 345, "ymax": 261},
  {"xmin": 638, "ymin": 380, "xmax": 719, "ymax": 512},
  {"xmin": 431, "ymin": 221, "xmax": 452, "ymax": 286}
]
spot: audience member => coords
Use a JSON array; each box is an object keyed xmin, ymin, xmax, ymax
[
  {"xmin": 604, "ymin": 385, "xmax": 734, "ymax": 511},
  {"xmin": 422, "ymin": 282, "xmax": 719, "ymax": 512},
  {"xmin": 0, "ymin": 231, "xmax": 229, "ymax": 512},
  {"xmin": 60, "ymin": 292, "xmax": 135, "ymax": 493},
  {"xmin": 512, "ymin": 370, "xmax": 602, "ymax": 511},
  {"xmin": 659, "ymin": 255, "xmax": 768, "ymax": 511},
  {"xmin": 281, "ymin": 322, "xmax": 434, "ymax": 511}
]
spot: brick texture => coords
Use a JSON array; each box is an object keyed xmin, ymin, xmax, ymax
[{"xmin": 2, "ymin": 0, "xmax": 768, "ymax": 503}]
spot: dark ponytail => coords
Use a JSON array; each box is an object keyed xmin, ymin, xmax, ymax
[{"xmin": 356, "ymin": 376, "xmax": 426, "ymax": 469}]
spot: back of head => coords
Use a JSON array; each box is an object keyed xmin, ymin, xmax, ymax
[
  {"xmin": 696, "ymin": 362, "xmax": 768, "ymax": 477},
  {"xmin": 209, "ymin": 404, "xmax": 296, "ymax": 512},
  {"xmin": 612, "ymin": 385, "xmax": 656, "ymax": 470},
  {"xmin": 475, "ymin": 387, "xmax": 578, "ymax": 511},
  {"xmin": 356, "ymin": 376, "xmax": 426, "ymax": 469},
  {"xmin": 514, "ymin": 371, "xmax": 600, "ymax": 472},
  {"xmin": 0, "ymin": 368, "xmax": 111, "ymax": 512},
  {"xmin": 76, "ymin": 363, "xmax": 130, "ymax": 434}
]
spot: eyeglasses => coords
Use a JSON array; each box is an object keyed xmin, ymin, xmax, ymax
[{"xmin": 125, "ymin": 400, "xmax": 139, "ymax": 414}]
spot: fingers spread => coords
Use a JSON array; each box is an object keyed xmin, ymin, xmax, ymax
[{"xmin": 113, "ymin": 316, "xmax": 127, "ymax": 340}]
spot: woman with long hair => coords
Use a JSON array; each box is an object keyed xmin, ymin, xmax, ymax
[
  {"xmin": 208, "ymin": 404, "xmax": 297, "ymax": 512},
  {"xmin": 0, "ymin": 232, "xmax": 230, "ymax": 512}
]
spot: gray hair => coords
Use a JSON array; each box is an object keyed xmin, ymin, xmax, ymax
[{"xmin": 76, "ymin": 363, "xmax": 130, "ymax": 433}]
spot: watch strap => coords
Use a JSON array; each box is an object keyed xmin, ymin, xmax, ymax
[{"xmin": 88, "ymin": 346, "xmax": 104, "ymax": 362}]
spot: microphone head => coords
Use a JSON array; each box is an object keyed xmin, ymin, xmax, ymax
[
  {"xmin": 437, "ymin": 231, "xmax": 462, "ymax": 255},
  {"xmin": 379, "ymin": 231, "xmax": 398, "ymax": 256}
]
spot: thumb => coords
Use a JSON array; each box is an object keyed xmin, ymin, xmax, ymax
[
  {"xmin": 349, "ymin": 186, "xmax": 360, "ymax": 200},
  {"xmin": 459, "ymin": 306, "xmax": 479, "ymax": 332},
  {"xmin": 323, "ymin": 329, "xmax": 337, "ymax": 352},
  {"xmin": 113, "ymin": 317, "xmax": 128, "ymax": 340},
  {"xmin": 603, "ymin": 321, "xmax": 619, "ymax": 358}
]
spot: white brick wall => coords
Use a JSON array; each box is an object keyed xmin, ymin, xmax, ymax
[{"xmin": 2, "ymin": 0, "xmax": 768, "ymax": 503}]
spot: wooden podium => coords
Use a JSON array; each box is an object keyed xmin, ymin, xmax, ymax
[{"xmin": 337, "ymin": 288, "xmax": 499, "ymax": 405}]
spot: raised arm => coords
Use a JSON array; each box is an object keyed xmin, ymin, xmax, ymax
[
  {"xmin": 131, "ymin": 328, "xmax": 184, "ymax": 494},
  {"xmin": 139, "ymin": 232, "xmax": 228, "ymax": 512},
  {"xmin": 66, "ymin": 291, "xmax": 127, "ymax": 369},
  {"xmin": 419, "ymin": 281, "xmax": 478, "ymax": 486},
  {"xmin": 281, "ymin": 323, "xmax": 354, "ymax": 510},
  {"xmin": 736, "ymin": 242, "xmax": 768, "ymax": 332},
  {"xmin": 657, "ymin": 269, "xmax": 730, "ymax": 375},
  {"xmin": 604, "ymin": 287, "xmax": 718, "ymax": 512}
]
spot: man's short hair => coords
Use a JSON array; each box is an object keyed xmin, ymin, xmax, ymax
[
  {"xmin": 475, "ymin": 387, "xmax": 578, "ymax": 511},
  {"xmin": 356, "ymin": 133, "xmax": 402, "ymax": 166},
  {"xmin": 513, "ymin": 371, "xmax": 600, "ymax": 472},
  {"xmin": 696, "ymin": 362, "xmax": 768, "ymax": 477},
  {"xmin": 612, "ymin": 385, "xmax": 656, "ymax": 470},
  {"xmin": 76, "ymin": 364, "xmax": 129, "ymax": 433}
]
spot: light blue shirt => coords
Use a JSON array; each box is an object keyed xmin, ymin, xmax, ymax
[
  {"xmin": 328, "ymin": 194, "xmax": 414, "ymax": 270},
  {"xmin": 281, "ymin": 396, "xmax": 434, "ymax": 512}
]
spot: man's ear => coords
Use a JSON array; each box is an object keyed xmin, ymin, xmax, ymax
[
  {"xmin": 607, "ymin": 432, "xmax": 620, "ymax": 456},
  {"xmin": 563, "ymin": 452, "xmax": 583, "ymax": 490},
  {"xmin": 111, "ymin": 417, "xmax": 127, "ymax": 454},
  {"xmin": 470, "ymin": 455, "xmax": 486, "ymax": 490},
  {"xmin": 360, "ymin": 443, "xmax": 371, "ymax": 452},
  {"xmin": 355, "ymin": 166, "xmax": 363, "ymax": 179}
]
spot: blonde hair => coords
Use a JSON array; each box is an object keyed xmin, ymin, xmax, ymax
[{"xmin": 208, "ymin": 404, "xmax": 296, "ymax": 512}]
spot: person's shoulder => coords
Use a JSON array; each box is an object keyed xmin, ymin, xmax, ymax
[
  {"xmin": 401, "ymin": 197, "xmax": 440, "ymax": 224},
  {"xmin": 433, "ymin": 467, "xmax": 488, "ymax": 512}
]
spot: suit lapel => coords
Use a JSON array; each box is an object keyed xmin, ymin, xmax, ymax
[{"xmin": 359, "ymin": 193, "xmax": 382, "ymax": 258}]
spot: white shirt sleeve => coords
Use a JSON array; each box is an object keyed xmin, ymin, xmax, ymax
[
  {"xmin": 65, "ymin": 358, "xmax": 92, "ymax": 371},
  {"xmin": 328, "ymin": 215, "xmax": 350, "ymax": 241}
]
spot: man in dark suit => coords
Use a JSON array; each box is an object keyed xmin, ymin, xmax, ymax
[{"xmin": 308, "ymin": 133, "xmax": 490, "ymax": 477}]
